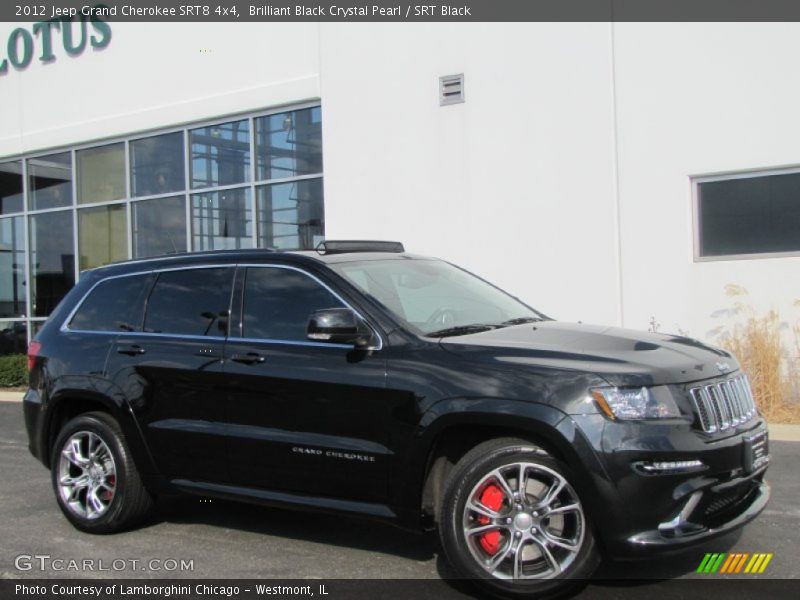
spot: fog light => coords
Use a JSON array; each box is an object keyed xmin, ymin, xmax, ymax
[{"xmin": 634, "ymin": 460, "xmax": 706, "ymax": 475}]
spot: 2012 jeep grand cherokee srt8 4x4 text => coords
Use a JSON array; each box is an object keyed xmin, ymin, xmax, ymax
[{"xmin": 23, "ymin": 241, "xmax": 770, "ymax": 598}]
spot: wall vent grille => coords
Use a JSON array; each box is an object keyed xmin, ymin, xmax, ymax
[{"xmin": 439, "ymin": 73, "xmax": 465, "ymax": 106}]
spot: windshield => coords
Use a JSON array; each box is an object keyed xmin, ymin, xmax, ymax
[{"xmin": 330, "ymin": 258, "xmax": 545, "ymax": 336}]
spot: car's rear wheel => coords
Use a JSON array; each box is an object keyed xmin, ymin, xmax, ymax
[
  {"xmin": 439, "ymin": 437, "xmax": 599, "ymax": 598},
  {"xmin": 51, "ymin": 411, "xmax": 153, "ymax": 533}
]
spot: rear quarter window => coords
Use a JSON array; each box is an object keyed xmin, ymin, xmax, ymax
[{"xmin": 69, "ymin": 274, "xmax": 154, "ymax": 332}]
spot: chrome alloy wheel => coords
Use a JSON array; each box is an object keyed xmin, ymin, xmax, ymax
[
  {"xmin": 57, "ymin": 431, "xmax": 117, "ymax": 520},
  {"xmin": 462, "ymin": 462, "xmax": 585, "ymax": 580}
]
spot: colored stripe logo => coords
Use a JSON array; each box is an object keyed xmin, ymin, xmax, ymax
[{"xmin": 697, "ymin": 552, "xmax": 773, "ymax": 574}]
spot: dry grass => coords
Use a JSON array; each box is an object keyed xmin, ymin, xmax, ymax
[{"xmin": 715, "ymin": 287, "xmax": 800, "ymax": 424}]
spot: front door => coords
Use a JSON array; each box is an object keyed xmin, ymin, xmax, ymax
[{"xmin": 222, "ymin": 265, "xmax": 390, "ymax": 503}]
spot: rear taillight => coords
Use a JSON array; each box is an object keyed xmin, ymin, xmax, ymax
[{"xmin": 27, "ymin": 340, "xmax": 42, "ymax": 372}]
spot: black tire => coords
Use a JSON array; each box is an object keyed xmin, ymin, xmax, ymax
[
  {"xmin": 50, "ymin": 411, "xmax": 154, "ymax": 533},
  {"xmin": 439, "ymin": 437, "xmax": 600, "ymax": 599}
]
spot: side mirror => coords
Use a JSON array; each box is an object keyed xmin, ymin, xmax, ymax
[{"xmin": 307, "ymin": 308, "xmax": 372, "ymax": 347}]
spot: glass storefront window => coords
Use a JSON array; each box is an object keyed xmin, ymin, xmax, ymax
[
  {"xmin": 192, "ymin": 188, "xmax": 253, "ymax": 251},
  {"xmin": 130, "ymin": 132, "xmax": 185, "ymax": 197},
  {"xmin": 30, "ymin": 210, "xmax": 75, "ymax": 317},
  {"xmin": 191, "ymin": 120, "xmax": 250, "ymax": 189},
  {"xmin": 0, "ymin": 216, "xmax": 26, "ymax": 318},
  {"xmin": 3, "ymin": 105, "xmax": 323, "ymax": 343},
  {"xmin": 29, "ymin": 320, "xmax": 46, "ymax": 339},
  {"xmin": 78, "ymin": 204, "xmax": 128, "ymax": 270},
  {"xmin": 256, "ymin": 179, "xmax": 324, "ymax": 250},
  {"xmin": 132, "ymin": 195, "xmax": 187, "ymax": 258},
  {"xmin": 77, "ymin": 143, "xmax": 126, "ymax": 204},
  {"xmin": 0, "ymin": 161, "xmax": 24, "ymax": 215},
  {"xmin": 255, "ymin": 107, "xmax": 322, "ymax": 181},
  {"xmin": 28, "ymin": 152, "xmax": 73, "ymax": 210}
]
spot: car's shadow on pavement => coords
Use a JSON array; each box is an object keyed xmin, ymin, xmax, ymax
[
  {"xmin": 148, "ymin": 495, "xmax": 740, "ymax": 599},
  {"xmin": 151, "ymin": 496, "xmax": 439, "ymax": 563}
]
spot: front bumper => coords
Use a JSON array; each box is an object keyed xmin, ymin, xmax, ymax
[
  {"xmin": 627, "ymin": 473, "xmax": 769, "ymax": 548},
  {"xmin": 571, "ymin": 413, "xmax": 771, "ymax": 557}
]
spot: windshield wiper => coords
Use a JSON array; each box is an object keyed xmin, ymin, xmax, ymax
[
  {"xmin": 498, "ymin": 317, "xmax": 546, "ymax": 327},
  {"xmin": 426, "ymin": 324, "xmax": 498, "ymax": 338}
]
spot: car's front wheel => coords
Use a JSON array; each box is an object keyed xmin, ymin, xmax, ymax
[
  {"xmin": 51, "ymin": 411, "xmax": 153, "ymax": 533},
  {"xmin": 439, "ymin": 437, "xmax": 599, "ymax": 598}
]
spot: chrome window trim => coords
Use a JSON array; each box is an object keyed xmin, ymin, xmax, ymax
[
  {"xmin": 60, "ymin": 262, "xmax": 384, "ymax": 351},
  {"xmin": 61, "ymin": 329, "xmax": 228, "ymax": 343},
  {"xmin": 60, "ymin": 264, "xmax": 235, "ymax": 335},
  {"xmin": 234, "ymin": 336, "xmax": 353, "ymax": 350}
]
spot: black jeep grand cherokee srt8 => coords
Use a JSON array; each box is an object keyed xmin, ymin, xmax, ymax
[{"xmin": 24, "ymin": 241, "xmax": 769, "ymax": 597}]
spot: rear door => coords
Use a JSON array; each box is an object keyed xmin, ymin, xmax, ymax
[
  {"xmin": 222, "ymin": 265, "xmax": 391, "ymax": 503},
  {"xmin": 105, "ymin": 266, "xmax": 235, "ymax": 483}
]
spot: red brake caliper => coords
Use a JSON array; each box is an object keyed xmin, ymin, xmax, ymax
[
  {"xmin": 104, "ymin": 475, "xmax": 116, "ymax": 500},
  {"xmin": 477, "ymin": 484, "xmax": 504, "ymax": 555}
]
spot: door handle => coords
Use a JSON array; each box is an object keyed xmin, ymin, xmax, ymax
[
  {"xmin": 230, "ymin": 352, "xmax": 266, "ymax": 365},
  {"xmin": 117, "ymin": 344, "xmax": 145, "ymax": 356}
]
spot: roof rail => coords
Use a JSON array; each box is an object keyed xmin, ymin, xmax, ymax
[{"xmin": 315, "ymin": 240, "xmax": 405, "ymax": 255}]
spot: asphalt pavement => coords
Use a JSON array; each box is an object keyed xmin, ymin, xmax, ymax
[{"xmin": 1, "ymin": 401, "xmax": 798, "ymax": 598}]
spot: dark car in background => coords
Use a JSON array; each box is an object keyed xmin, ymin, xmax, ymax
[{"xmin": 23, "ymin": 241, "xmax": 770, "ymax": 597}]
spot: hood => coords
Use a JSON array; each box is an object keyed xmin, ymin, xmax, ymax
[{"xmin": 438, "ymin": 321, "xmax": 737, "ymax": 386}]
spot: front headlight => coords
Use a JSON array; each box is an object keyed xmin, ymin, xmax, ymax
[{"xmin": 590, "ymin": 386, "xmax": 680, "ymax": 420}]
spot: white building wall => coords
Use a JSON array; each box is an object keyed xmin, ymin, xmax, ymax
[
  {"xmin": 613, "ymin": 23, "xmax": 800, "ymax": 340},
  {"xmin": 319, "ymin": 23, "xmax": 621, "ymax": 325}
]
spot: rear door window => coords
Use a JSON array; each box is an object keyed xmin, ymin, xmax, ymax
[
  {"xmin": 242, "ymin": 267, "xmax": 344, "ymax": 341},
  {"xmin": 144, "ymin": 268, "xmax": 234, "ymax": 336},
  {"xmin": 69, "ymin": 274, "xmax": 153, "ymax": 332}
]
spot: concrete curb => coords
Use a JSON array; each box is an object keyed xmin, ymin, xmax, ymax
[
  {"xmin": 1, "ymin": 389, "xmax": 799, "ymax": 440},
  {"xmin": 767, "ymin": 423, "xmax": 800, "ymax": 442}
]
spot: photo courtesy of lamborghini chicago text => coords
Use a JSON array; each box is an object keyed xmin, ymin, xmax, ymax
[{"xmin": 0, "ymin": 1, "xmax": 799, "ymax": 599}]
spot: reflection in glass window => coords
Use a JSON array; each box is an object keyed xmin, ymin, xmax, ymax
[
  {"xmin": 698, "ymin": 172, "xmax": 800, "ymax": 257},
  {"xmin": 332, "ymin": 259, "xmax": 542, "ymax": 335},
  {"xmin": 243, "ymin": 268, "xmax": 343, "ymax": 341},
  {"xmin": 144, "ymin": 268, "xmax": 233, "ymax": 336},
  {"xmin": 191, "ymin": 120, "xmax": 250, "ymax": 189},
  {"xmin": 0, "ymin": 161, "xmax": 24, "ymax": 215},
  {"xmin": 28, "ymin": 152, "xmax": 72, "ymax": 210},
  {"xmin": 130, "ymin": 132, "xmax": 185, "ymax": 197},
  {"xmin": 30, "ymin": 210, "xmax": 75, "ymax": 317},
  {"xmin": 77, "ymin": 144, "xmax": 126, "ymax": 204},
  {"xmin": 30, "ymin": 320, "xmax": 45, "ymax": 339},
  {"xmin": 0, "ymin": 319, "xmax": 27, "ymax": 356},
  {"xmin": 70, "ymin": 274, "xmax": 153, "ymax": 332},
  {"xmin": 132, "ymin": 196, "xmax": 187, "ymax": 258},
  {"xmin": 192, "ymin": 188, "xmax": 253, "ymax": 251},
  {"xmin": 256, "ymin": 179, "xmax": 324, "ymax": 250},
  {"xmin": 255, "ymin": 107, "xmax": 322, "ymax": 180},
  {"xmin": 0, "ymin": 216, "xmax": 26, "ymax": 318},
  {"xmin": 78, "ymin": 205, "xmax": 128, "ymax": 270}
]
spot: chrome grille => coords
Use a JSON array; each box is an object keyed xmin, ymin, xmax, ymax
[{"xmin": 689, "ymin": 375, "xmax": 757, "ymax": 433}]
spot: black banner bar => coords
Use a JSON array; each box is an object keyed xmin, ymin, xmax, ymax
[
  {"xmin": 3, "ymin": 579, "xmax": 800, "ymax": 600},
  {"xmin": 6, "ymin": 1, "xmax": 800, "ymax": 23}
]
